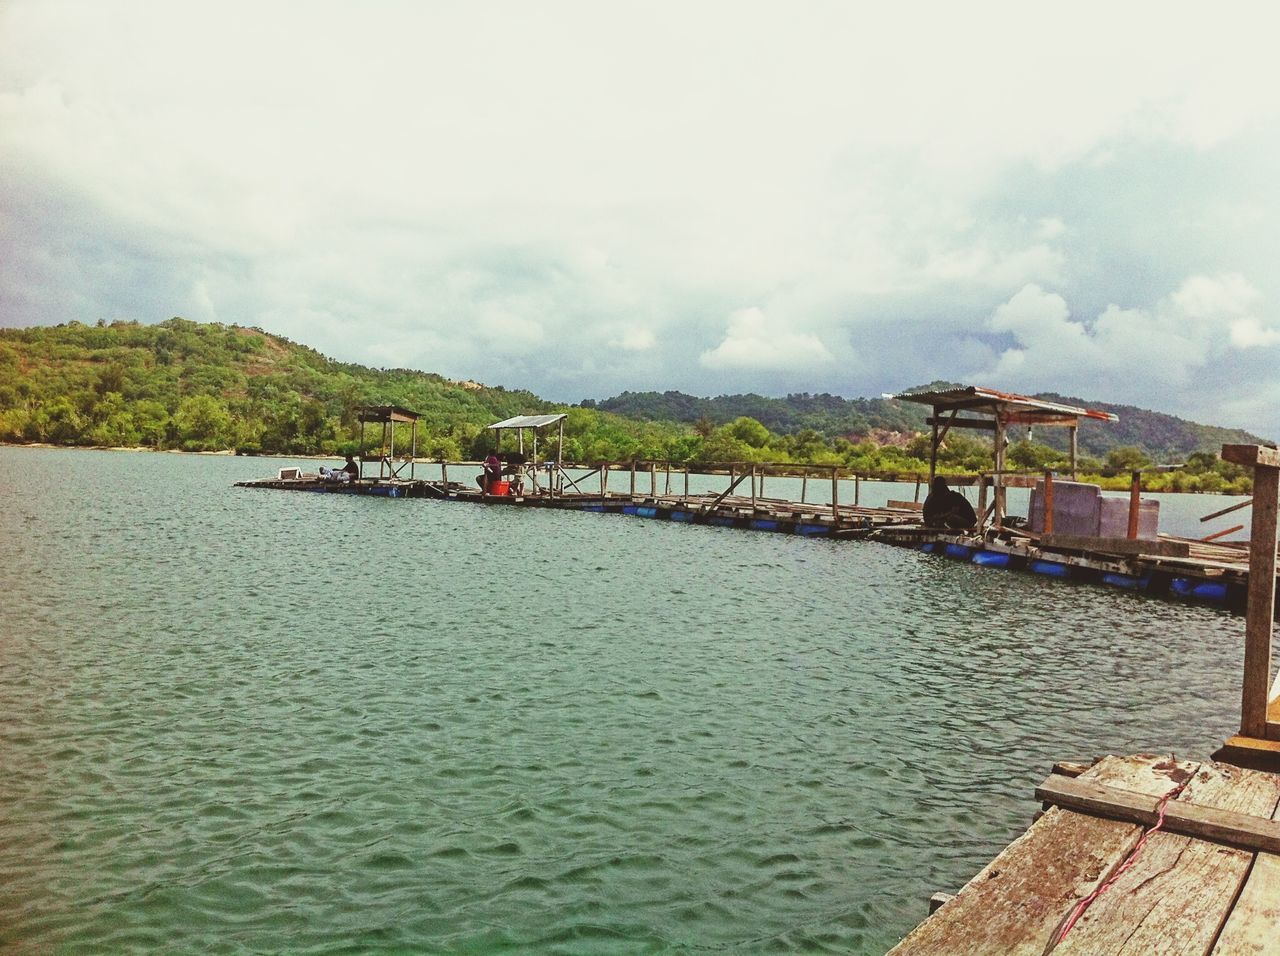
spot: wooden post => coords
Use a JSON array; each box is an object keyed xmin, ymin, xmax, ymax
[
  {"xmin": 684, "ymin": 466, "xmax": 689, "ymax": 499},
  {"xmin": 759, "ymin": 468, "xmax": 765, "ymax": 498},
  {"xmin": 994, "ymin": 414, "xmax": 1007, "ymax": 527},
  {"xmin": 650, "ymin": 462, "xmax": 657, "ymax": 498},
  {"xmin": 928, "ymin": 414, "xmax": 940, "ymax": 484},
  {"xmin": 977, "ymin": 475, "xmax": 988, "ymax": 531},
  {"xmin": 914, "ymin": 475, "xmax": 922, "ymax": 502},
  {"xmin": 665, "ymin": 463, "xmax": 671, "ymax": 496},
  {"xmin": 630, "ymin": 461, "xmax": 636, "ymax": 498},
  {"xmin": 831, "ymin": 466, "xmax": 839, "ymax": 521},
  {"xmin": 855, "ymin": 474, "xmax": 860, "ymax": 507},
  {"xmin": 602, "ymin": 464, "xmax": 609, "ymax": 497},
  {"xmin": 441, "ymin": 460, "xmax": 448, "ymax": 491},
  {"xmin": 1221, "ymin": 445, "xmax": 1280, "ymax": 739},
  {"xmin": 751, "ymin": 465, "xmax": 757, "ymax": 511},
  {"xmin": 1070, "ymin": 425, "xmax": 1079, "ymax": 481},
  {"xmin": 1043, "ymin": 470, "xmax": 1055, "ymax": 536},
  {"xmin": 1128, "ymin": 470, "xmax": 1142, "ymax": 539},
  {"xmin": 801, "ymin": 473, "xmax": 808, "ymax": 503}
]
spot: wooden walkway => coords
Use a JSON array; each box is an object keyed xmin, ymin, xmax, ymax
[
  {"xmin": 231, "ymin": 474, "xmax": 923, "ymax": 537},
  {"xmin": 890, "ymin": 754, "xmax": 1280, "ymax": 954}
]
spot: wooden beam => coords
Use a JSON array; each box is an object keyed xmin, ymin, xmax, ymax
[
  {"xmin": 1243, "ymin": 461, "xmax": 1279, "ymax": 737},
  {"xmin": 1128, "ymin": 470, "xmax": 1141, "ymax": 539},
  {"xmin": 1038, "ymin": 534, "xmax": 1190, "ymax": 557},
  {"xmin": 1223, "ymin": 444, "xmax": 1280, "ymax": 469},
  {"xmin": 1202, "ymin": 498, "xmax": 1253, "ymax": 523},
  {"xmin": 1035, "ymin": 774, "xmax": 1280, "ymax": 854},
  {"xmin": 925, "ymin": 416, "xmax": 996, "ymax": 431}
]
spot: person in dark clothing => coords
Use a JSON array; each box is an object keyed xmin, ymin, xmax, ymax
[
  {"xmin": 477, "ymin": 454, "xmax": 502, "ymax": 491},
  {"xmin": 320, "ymin": 455, "xmax": 360, "ymax": 481},
  {"xmin": 922, "ymin": 476, "xmax": 978, "ymax": 529}
]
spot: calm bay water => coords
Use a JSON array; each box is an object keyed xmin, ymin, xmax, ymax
[{"xmin": 0, "ymin": 447, "xmax": 1246, "ymax": 952}]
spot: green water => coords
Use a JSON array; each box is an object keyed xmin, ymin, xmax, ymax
[{"xmin": 0, "ymin": 447, "xmax": 1244, "ymax": 952}]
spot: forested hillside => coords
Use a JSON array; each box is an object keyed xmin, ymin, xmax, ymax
[
  {"xmin": 0, "ymin": 318, "xmax": 1261, "ymax": 492},
  {"xmin": 589, "ymin": 388, "xmax": 1267, "ymax": 463}
]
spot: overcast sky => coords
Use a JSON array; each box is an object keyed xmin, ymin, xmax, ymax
[{"xmin": 3, "ymin": 1, "xmax": 1279, "ymax": 437}]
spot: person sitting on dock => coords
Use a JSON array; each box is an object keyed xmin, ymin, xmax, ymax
[
  {"xmin": 477, "ymin": 454, "xmax": 502, "ymax": 492},
  {"xmin": 319, "ymin": 455, "xmax": 359, "ymax": 482},
  {"xmin": 922, "ymin": 476, "xmax": 978, "ymax": 529}
]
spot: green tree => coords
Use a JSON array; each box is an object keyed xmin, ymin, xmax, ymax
[{"xmin": 175, "ymin": 395, "xmax": 232, "ymax": 450}]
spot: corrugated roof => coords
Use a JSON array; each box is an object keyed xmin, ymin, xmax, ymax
[
  {"xmin": 357, "ymin": 405, "xmax": 420, "ymax": 423},
  {"xmin": 894, "ymin": 386, "xmax": 1118, "ymax": 423},
  {"xmin": 487, "ymin": 414, "xmax": 568, "ymax": 430}
]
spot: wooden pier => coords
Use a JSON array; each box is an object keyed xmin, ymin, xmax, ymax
[
  {"xmin": 236, "ymin": 404, "xmax": 1278, "ymax": 612},
  {"xmin": 891, "ymin": 443, "xmax": 1280, "ymax": 952},
  {"xmin": 233, "ymin": 465, "xmax": 923, "ymax": 537},
  {"xmin": 890, "ymin": 754, "xmax": 1280, "ymax": 954}
]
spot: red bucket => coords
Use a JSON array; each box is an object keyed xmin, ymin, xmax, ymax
[{"xmin": 487, "ymin": 480, "xmax": 510, "ymax": 496}]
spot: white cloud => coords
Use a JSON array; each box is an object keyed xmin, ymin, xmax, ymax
[
  {"xmin": 1230, "ymin": 317, "xmax": 1280, "ymax": 348},
  {"xmin": 979, "ymin": 274, "xmax": 1278, "ymax": 406},
  {"xmin": 700, "ymin": 307, "xmax": 833, "ymax": 371}
]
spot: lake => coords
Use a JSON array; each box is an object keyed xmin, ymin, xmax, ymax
[{"xmin": 0, "ymin": 447, "xmax": 1247, "ymax": 952}]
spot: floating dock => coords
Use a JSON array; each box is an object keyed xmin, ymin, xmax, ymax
[
  {"xmin": 890, "ymin": 753, "xmax": 1280, "ymax": 954},
  {"xmin": 236, "ymin": 403, "xmax": 1278, "ymax": 613}
]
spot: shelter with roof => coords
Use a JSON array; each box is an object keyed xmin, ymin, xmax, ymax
[
  {"xmin": 357, "ymin": 405, "xmax": 420, "ymax": 480},
  {"xmin": 487, "ymin": 413, "xmax": 568, "ymax": 495},
  {"xmin": 893, "ymin": 385, "xmax": 1118, "ymax": 526}
]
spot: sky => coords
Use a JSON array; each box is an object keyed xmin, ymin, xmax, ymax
[{"xmin": 3, "ymin": 1, "xmax": 1279, "ymax": 438}]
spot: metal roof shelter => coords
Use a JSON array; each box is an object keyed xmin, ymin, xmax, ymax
[
  {"xmin": 486, "ymin": 413, "xmax": 568, "ymax": 495},
  {"xmin": 894, "ymin": 385, "xmax": 1118, "ymax": 526},
  {"xmin": 357, "ymin": 405, "xmax": 420, "ymax": 480}
]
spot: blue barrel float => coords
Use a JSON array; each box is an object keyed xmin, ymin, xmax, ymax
[
  {"xmin": 1029, "ymin": 559, "xmax": 1071, "ymax": 578},
  {"xmin": 944, "ymin": 542, "xmax": 975, "ymax": 560},
  {"xmin": 971, "ymin": 550, "xmax": 1013, "ymax": 568},
  {"xmin": 1101, "ymin": 572, "xmax": 1150, "ymax": 591},
  {"xmin": 1170, "ymin": 577, "xmax": 1230, "ymax": 604}
]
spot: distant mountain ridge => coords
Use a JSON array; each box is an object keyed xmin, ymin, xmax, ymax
[{"xmin": 586, "ymin": 388, "xmax": 1269, "ymax": 463}]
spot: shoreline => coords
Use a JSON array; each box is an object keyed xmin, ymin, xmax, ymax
[{"xmin": 0, "ymin": 441, "xmax": 1251, "ymax": 496}]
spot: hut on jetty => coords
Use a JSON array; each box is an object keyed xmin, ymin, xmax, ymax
[{"xmin": 889, "ymin": 444, "xmax": 1280, "ymax": 954}]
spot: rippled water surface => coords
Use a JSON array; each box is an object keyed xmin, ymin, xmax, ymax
[{"xmin": 0, "ymin": 448, "xmax": 1245, "ymax": 953}]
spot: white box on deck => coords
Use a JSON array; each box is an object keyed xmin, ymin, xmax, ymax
[{"xmin": 1098, "ymin": 495, "xmax": 1160, "ymax": 539}]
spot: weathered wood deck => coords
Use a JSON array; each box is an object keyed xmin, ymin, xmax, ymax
[
  {"xmin": 231, "ymin": 474, "xmax": 924, "ymax": 537},
  {"xmin": 890, "ymin": 753, "xmax": 1280, "ymax": 954}
]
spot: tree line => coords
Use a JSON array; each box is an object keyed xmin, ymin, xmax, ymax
[{"xmin": 0, "ymin": 318, "xmax": 1253, "ymax": 492}]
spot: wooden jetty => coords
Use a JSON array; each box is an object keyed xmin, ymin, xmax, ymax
[
  {"xmin": 891, "ymin": 444, "xmax": 1280, "ymax": 953},
  {"xmin": 236, "ymin": 407, "xmax": 923, "ymax": 536},
  {"xmin": 236, "ymin": 400, "xmax": 1279, "ymax": 610}
]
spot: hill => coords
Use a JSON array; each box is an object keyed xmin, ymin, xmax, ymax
[
  {"xmin": 0, "ymin": 319, "xmax": 1264, "ymax": 492},
  {"xmin": 0, "ymin": 319, "xmax": 697, "ymax": 461},
  {"xmin": 586, "ymin": 388, "xmax": 1268, "ymax": 464}
]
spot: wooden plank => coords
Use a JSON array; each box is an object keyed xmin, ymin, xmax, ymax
[
  {"xmin": 887, "ymin": 808, "xmax": 1144, "ymax": 954},
  {"xmin": 889, "ymin": 756, "xmax": 1195, "ymax": 955},
  {"xmin": 1211, "ymin": 774, "xmax": 1280, "ymax": 954},
  {"xmin": 1035, "ymin": 773, "xmax": 1280, "ymax": 854},
  {"xmin": 1201, "ymin": 498, "xmax": 1253, "ymax": 523},
  {"xmin": 1244, "ymin": 464, "xmax": 1279, "ymax": 737},
  {"xmin": 1051, "ymin": 762, "xmax": 1280, "ymax": 954},
  {"xmin": 887, "ymin": 500, "xmax": 924, "ymax": 511},
  {"xmin": 1223, "ymin": 444, "xmax": 1280, "ymax": 469},
  {"xmin": 925, "ymin": 416, "xmax": 996, "ymax": 431},
  {"xmin": 1039, "ymin": 534, "xmax": 1191, "ymax": 557}
]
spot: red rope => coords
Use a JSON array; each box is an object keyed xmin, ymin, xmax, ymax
[{"xmin": 1053, "ymin": 776, "xmax": 1190, "ymax": 946}]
